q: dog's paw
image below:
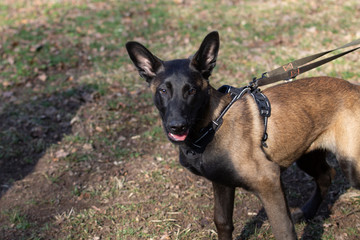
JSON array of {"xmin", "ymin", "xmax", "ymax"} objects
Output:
[{"xmin": 291, "ymin": 208, "xmax": 305, "ymax": 223}]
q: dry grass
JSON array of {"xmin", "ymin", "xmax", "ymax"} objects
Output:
[{"xmin": 0, "ymin": 0, "xmax": 360, "ymax": 239}]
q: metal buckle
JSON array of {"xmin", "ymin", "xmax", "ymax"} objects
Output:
[{"xmin": 249, "ymin": 72, "xmax": 267, "ymax": 90}]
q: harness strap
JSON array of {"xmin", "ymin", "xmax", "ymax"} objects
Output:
[
  {"xmin": 186, "ymin": 86, "xmax": 251, "ymax": 153},
  {"xmin": 250, "ymin": 88, "xmax": 271, "ymax": 147},
  {"xmin": 185, "ymin": 85, "xmax": 270, "ymax": 155},
  {"xmin": 252, "ymin": 38, "xmax": 360, "ymax": 87},
  {"xmin": 214, "ymin": 85, "xmax": 251, "ymax": 127}
]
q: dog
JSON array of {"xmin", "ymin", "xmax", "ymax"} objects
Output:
[{"xmin": 126, "ymin": 31, "xmax": 360, "ymax": 240}]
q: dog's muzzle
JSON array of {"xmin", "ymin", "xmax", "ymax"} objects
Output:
[
  {"xmin": 167, "ymin": 120, "xmax": 189, "ymax": 142},
  {"xmin": 168, "ymin": 129, "xmax": 189, "ymax": 142}
]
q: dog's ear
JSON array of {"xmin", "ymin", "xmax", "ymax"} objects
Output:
[
  {"xmin": 126, "ymin": 42, "xmax": 164, "ymax": 83},
  {"xmin": 190, "ymin": 31, "xmax": 220, "ymax": 79}
]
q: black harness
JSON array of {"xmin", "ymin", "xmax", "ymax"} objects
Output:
[{"xmin": 181, "ymin": 84, "xmax": 271, "ymax": 159}]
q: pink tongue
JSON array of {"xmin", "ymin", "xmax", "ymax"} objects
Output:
[{"xmin": 169, "ymin": 132, "xmax": 188, "ymax": 141}]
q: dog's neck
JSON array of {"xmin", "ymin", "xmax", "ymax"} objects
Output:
[
  {"xmin": 182, "ymin": 85, "xmax": 232, "ymax": 153},
  {"xmin": 198, "ymin": 86, "xmax": 232, "ymax": 129}
]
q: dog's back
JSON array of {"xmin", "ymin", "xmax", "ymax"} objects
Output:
[{"xmin": 264, "ymin": 77, "xmax": 360, "ymax": 187}]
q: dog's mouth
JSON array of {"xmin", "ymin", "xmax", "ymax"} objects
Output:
[{"xmin": 168, "ymin": 129, "xmax": 189, "ymax": 142}]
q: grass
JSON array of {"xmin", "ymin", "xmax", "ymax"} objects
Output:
[
  {"xmin": 3, "ymin": 209, "xmax": 33, "ymax": 231},
  {"xmin": 0, "ymin": 0, "xmax": 360, "ymax": 240}
]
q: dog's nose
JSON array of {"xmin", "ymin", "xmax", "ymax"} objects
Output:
[{"xmin": 168, "ymin": 120, "xmax": 188, "ymax": 133}]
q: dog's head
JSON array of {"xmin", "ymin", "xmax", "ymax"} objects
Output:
[{"xmin": 126, "ymin": 31, "xmax": 220, "ymax": 143}]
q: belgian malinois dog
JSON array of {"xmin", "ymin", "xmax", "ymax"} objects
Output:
[{"xmin": 126, "ymin": 31, "xmax": 360, "ymax": 240}]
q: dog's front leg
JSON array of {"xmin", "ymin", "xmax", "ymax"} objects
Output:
[
  {"xmin": 212, "ymin": 182, "xmax": 235, "ymax": 240},
  {"xmin": 256, "ymin": 172, "xmax": 297, "ymax": 240}
]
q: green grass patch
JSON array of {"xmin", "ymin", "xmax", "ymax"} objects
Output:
[
  {"xmin": 3, "ymin": 209, "xmax": 33, "ymax": 230},
  {"xmin": 64, "ymin": 152, "xmax": 92, "ymax": 163}
]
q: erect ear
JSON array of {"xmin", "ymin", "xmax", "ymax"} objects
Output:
[
  {"xmin": 125, "ymin": 41, "xmax": 164, "ymax": 83},
  {"xmin": 190, "ymin": 31, "xmax": 220, "ymax": 79}
]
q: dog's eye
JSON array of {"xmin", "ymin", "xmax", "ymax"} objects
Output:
[
  {"xmin": 188, "ymin": 88, "xmax": 196, "ymax": 95},
  {"xmin": 159, "ymin": 88, "xmax": 167, "ymax": 94}
]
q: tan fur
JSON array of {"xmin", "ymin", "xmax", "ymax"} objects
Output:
[
  {"xmin": 216, "ymin": 76, "xmax": 360, "ymax": 179},
  {"xmin": 264, "ymin": 77, "xmax": 360, "ymax": 165}
]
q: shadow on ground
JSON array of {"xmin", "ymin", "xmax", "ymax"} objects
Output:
[{"xmin": 0, "ymin": 85, "xmax": 93, "ymax": 198}]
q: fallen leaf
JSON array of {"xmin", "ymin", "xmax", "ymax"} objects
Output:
[
  {"xmin": 66, "ymin": 75, "xmax": 74, "ymax": 81},
  {"xmin": 70, "ymin": 116, "xmax": 80, "ymax": 125},
  {"xmin": 7, "ymin": 57, "xmax": 14, "ymax": 65},
  {"xmin": 95, "ymin": 126, "xmax": 103, "ymax": 132},
  {"xmin": 160, "ymin": 234, "xmax": 170, "ymax": 240},
  {"xmin": 91, "ymin": 205, "xmax": 105, "ymax": 214},
  {"xmin": 83, "ymin": 143, "xmax": 93, "ymax": 151},
  {"xmin": 38, "ymin": 73, "xmax": 47, "ymax": 82},
  {"xmin": 1, "ymin": 81, "xmax": 12, "ymax": 87},
  {"xmin": 78, "ymin": 192, "xmax": 90, "ymax": 200},
  {"xmin": 55, "ymin": 149, "xmax": 69, "ymax": 159}
]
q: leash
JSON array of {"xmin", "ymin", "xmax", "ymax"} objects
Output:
[{"xmin": 250, "ymin": 38, "xmax": 360, "ymax": 88}]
